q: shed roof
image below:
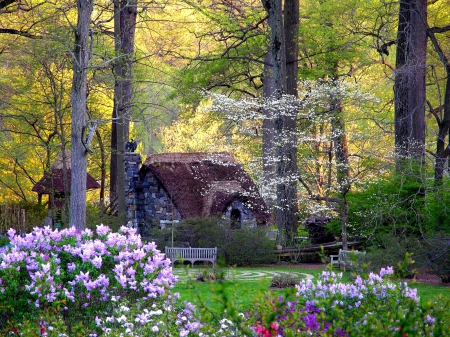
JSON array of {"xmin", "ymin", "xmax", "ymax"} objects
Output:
[
  {"xmin": 32, "ymin": 169, "xmax": 100, "ymax": 195},
  {"xmin": 32, "ymin": 152, "xmax": 100, "ymax": 195},
  {"xmin": 140, "ymin": 152, "xmax": 270, "ymax": 224}
]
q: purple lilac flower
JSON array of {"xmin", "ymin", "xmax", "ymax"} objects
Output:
[
  {"xmin": 303, "ymin": 313, "xmax": 320, "ymax": 330},
  {"xmin": 96, "ymin": 224, "xmax": 110, "ymax": 236},
  {"xmin": 425, "ymin": 314, "xmax": 436, "ymax": 324}
]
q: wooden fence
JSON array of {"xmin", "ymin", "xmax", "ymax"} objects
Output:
[{"xmin": 0, "ymin": 204, "xmax": 26, "ymax": 235}]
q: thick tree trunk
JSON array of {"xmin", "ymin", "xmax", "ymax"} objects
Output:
[
  {"xmin": 262, "ymin": 0, "xmax": 298, "ymax": 243},
  {"xmin": 111, "ymin": 0, "xmax": 137, "ymax": 217},
  {"xmin": 283, "ymin": 0, "xmax": 299, "ymax": 236},
  {"xmin": 70, "ymin": 0, "xmax": 93, "ymax": 231},
  {"xmin": 284, "ymin": 0, "xmax": 299, "ymax": 98},
  {"xmin": 394, "ymin": 0, "xmax": 427, "ymax": 168}
]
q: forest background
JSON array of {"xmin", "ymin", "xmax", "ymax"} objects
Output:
[{"xmin": 0, "ymin": 0, "xmax": 450, "ymax": 277}]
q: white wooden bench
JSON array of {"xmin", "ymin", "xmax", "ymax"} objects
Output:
[
  {"xmin": 330, "ymin": 249, "xmax": 366, "ymax": 271},
  {"xmin": 165, "ymin": 247, "xmax": 217, "ymax": 267}
]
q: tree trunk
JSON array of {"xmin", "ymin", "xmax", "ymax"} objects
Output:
[
  {"xmin": 427, "ymin": 24, "xmax": 450, "ymax": 186},
  {"xmin": 95, "ymin": 127, "xmax": 106, "ymax": 209},
  {"xmin": 70, "ymin": 0, "xmax": 93, "ymax": 231},
  {"xmin": 284, "ymin": 0, "xmax": 299, "ymax": 98},
  {"xmin": 262, "ymin": 0, "xmax": 298, "ymax": 243},
  {"xmin": 394, "ymin": 0, "xmax": 427, "ymax": 169},
  {"xmin": 283, "ymin": 0, "xmax": 299, "ymax": 236},
  {"xmin": 262, "ymin": 48, "xmax": 275, "ymax": 214},
  {"xmin": 435, "ymin": 75, "xmax": 450, "ymax": 185},
  {"xmin": 330, "ymin": 81, "xmax": 350, "ymax": 250},
  {"xmin": 111, "ymin": 0, "xmax": 137, "ymax": 217}
]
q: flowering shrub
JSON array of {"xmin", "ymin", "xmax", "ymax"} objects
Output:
[
  {"xmin": 0, "ymin": 225, "xmax": 201, "ymax": 335},
  {"xmin": 238, "ymin": 268, "xmax": 449, "ymax": 336}
]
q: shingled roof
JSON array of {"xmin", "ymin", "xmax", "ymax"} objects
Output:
[
  {"xmin": 32, "ymin": 152, "xmax": 100, "ymax": 195},
  {"xmin": 139, "ymin": 152, "xmax": 270, "ymax": 224}
]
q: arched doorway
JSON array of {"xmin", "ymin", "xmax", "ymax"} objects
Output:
[{"xmin": 230, "ymin": 208, "xmax": 241, "ymax": 229}]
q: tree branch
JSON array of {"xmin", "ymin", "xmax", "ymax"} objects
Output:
[
  {"xmin": 428, "ymin": 25, "xmax": 450, "ymax": 34},
  {"xmin": 0, "ymin": 28, "xmax": 41, "ymax": 39}
]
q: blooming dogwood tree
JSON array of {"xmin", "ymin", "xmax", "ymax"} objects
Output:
[{"xmin": 204, "ymin": 79, "xmax": 379, "ymax": 247}]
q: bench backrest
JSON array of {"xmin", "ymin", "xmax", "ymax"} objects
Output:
[
  {"xmin": 165, "ymin": 247, "xmax": 217, "ymax": 259},
  {"xmin": 338, "ymin": 249, "xmax": 366, "ymax": 270}
]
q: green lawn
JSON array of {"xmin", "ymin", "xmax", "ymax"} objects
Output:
[{"xmin": 173, "ymin": 266, "xmax": 450, "ymax": 312}]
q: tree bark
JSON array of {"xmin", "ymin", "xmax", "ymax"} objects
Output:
[
  {"xmin": 262, "ymin": 49, "xmax": 276, "ymax": 213},
  {"xmin": 70, "ymin": 0, "xmax": 93, "ymax": 231},
  {"xmin": 427, "ymin": 25, "xmax": 450, "ymax": 186},
  {"xmin": 394, "ymin": 0, "xmax": 427, "ymax": 169},
  {"xmin": 110, "ymin": 0, "xmax": 137, "ymax": 217},
  {"xmin": 262, "ymin": 0, "xmax": 299, "ymax": 243},
  {"xmin": 330, "ymin": 79, "xmax": 350, "ymax": 250},
  {"xmin": 283, "ymin": 0, "xmax": 299, "ymax": 236}
]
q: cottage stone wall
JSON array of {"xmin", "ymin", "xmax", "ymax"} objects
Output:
[
  {"xmin": 125, "ymin": 153, "xmax": 259, "ymax": 233},
  {"xmin": 124, "ymin": 152, "xmax": 143, "ymax": 228},
  {"xmin": 125, "ymin": 153, "xmax": 181, "ymax": 232}
]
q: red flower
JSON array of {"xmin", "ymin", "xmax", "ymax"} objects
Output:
[{"xmin": 40, "ymin": 319, "xmax": 47, "ymax": 335}]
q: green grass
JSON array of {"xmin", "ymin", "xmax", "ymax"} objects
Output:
[
  {"xmin": 411, "ymin": 282, "xmax": 450, "ymax": 304},
  {"xmin": 173, "ymin": 266, "xmax": 450, "ymax": 312},
  {"xmin": 173, "ymin": 266, "xmax": 324, "ymax": 312}
]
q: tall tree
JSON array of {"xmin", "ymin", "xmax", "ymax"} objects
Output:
[
  {"xmin": 427, "ymin": 23, "xmax": 450, "ymax": 186},
  {"xmin": 394, "ymin": 0, "xmax": 427, "ymax": 169},
  {"xmin": 110, "ymin": 0, "xmax": 137, "ymax": 216},
  {"xmin": 70, "ymin": 0, "xmax": 93, "ymax": 230},
  {"xmin": 261, "ymin": 0, "xmax": 298, "ymax": 242},
  {"xmin": 330, "ymin": 78, "xmax": 351, "ymax": 250}
]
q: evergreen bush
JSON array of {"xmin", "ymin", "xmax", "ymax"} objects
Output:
[{"xmin": 146, "ymin": 216, "xmax": 277, "ymax": 266}]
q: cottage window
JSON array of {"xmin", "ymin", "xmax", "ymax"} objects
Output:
[{"xmin": 230, "ymin": 209, "xmax": 241, "ymax": 229}]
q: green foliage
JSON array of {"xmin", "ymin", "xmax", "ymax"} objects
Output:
[
  {"xmin": 0, "ymin": 234, "xmax": 9, "ymax": 246},
  {"xmin": 223, "ymin": 227, "xmax": 277, "ymax": 266},
  {"xmin": 364, "ymin": 233, "xmax": 418, "ymax": 277},
  {"xmin": 85, "ymin": 204, "xmax": 125, "ymax": 233},
  {"xmin": 185, "ymin": 267, "xmax": 450, "ymax": 336},
  {"xmin": 177, "ymin": 216, "xmax": 229, "ymax": 249},
  {"xmin": 415, "ymin": 232, "xmax": 450, "ymax": 283},
  {"xmin": 339, "ymin": 174, "xmax": 431, "ymax": 240},
  {"xmin": 0, "ymin": 260, "xmax": 35, "ymax": 329},
  {"xmin": 147, "ymin": 216, "xmax": 276, "ymax": 266}
]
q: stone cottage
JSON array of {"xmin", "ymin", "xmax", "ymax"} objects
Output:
[{"xmin": 125, "ymin": 152, "xmax": 270, "ymax": 234}]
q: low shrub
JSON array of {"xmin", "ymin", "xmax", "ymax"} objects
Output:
[
  {"xmin": 195, "ymin": 268, "xmax": 227, "ymax": 282},
  {"xmin": 270, "ymin": 273, "xmax": 300, "ymax": 288},
  {"xmin": 223, "ymin": 227, "xmax": 277, "ymax": 266},
  {"xmin": 364, "ymin": 233, "xmax": 418, "ymax": 276},
  {"xmin": 415, "ymin": 232, "xmax": 450, "ymax": 283},
  {"xmin": 150, "ymin": 217, "xmax": 277, "ymax": 266}
]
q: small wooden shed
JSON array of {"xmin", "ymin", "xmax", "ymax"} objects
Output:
[{"xmin": 32, "ymin": 152, "xmax": 100, "ymax": 209}]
